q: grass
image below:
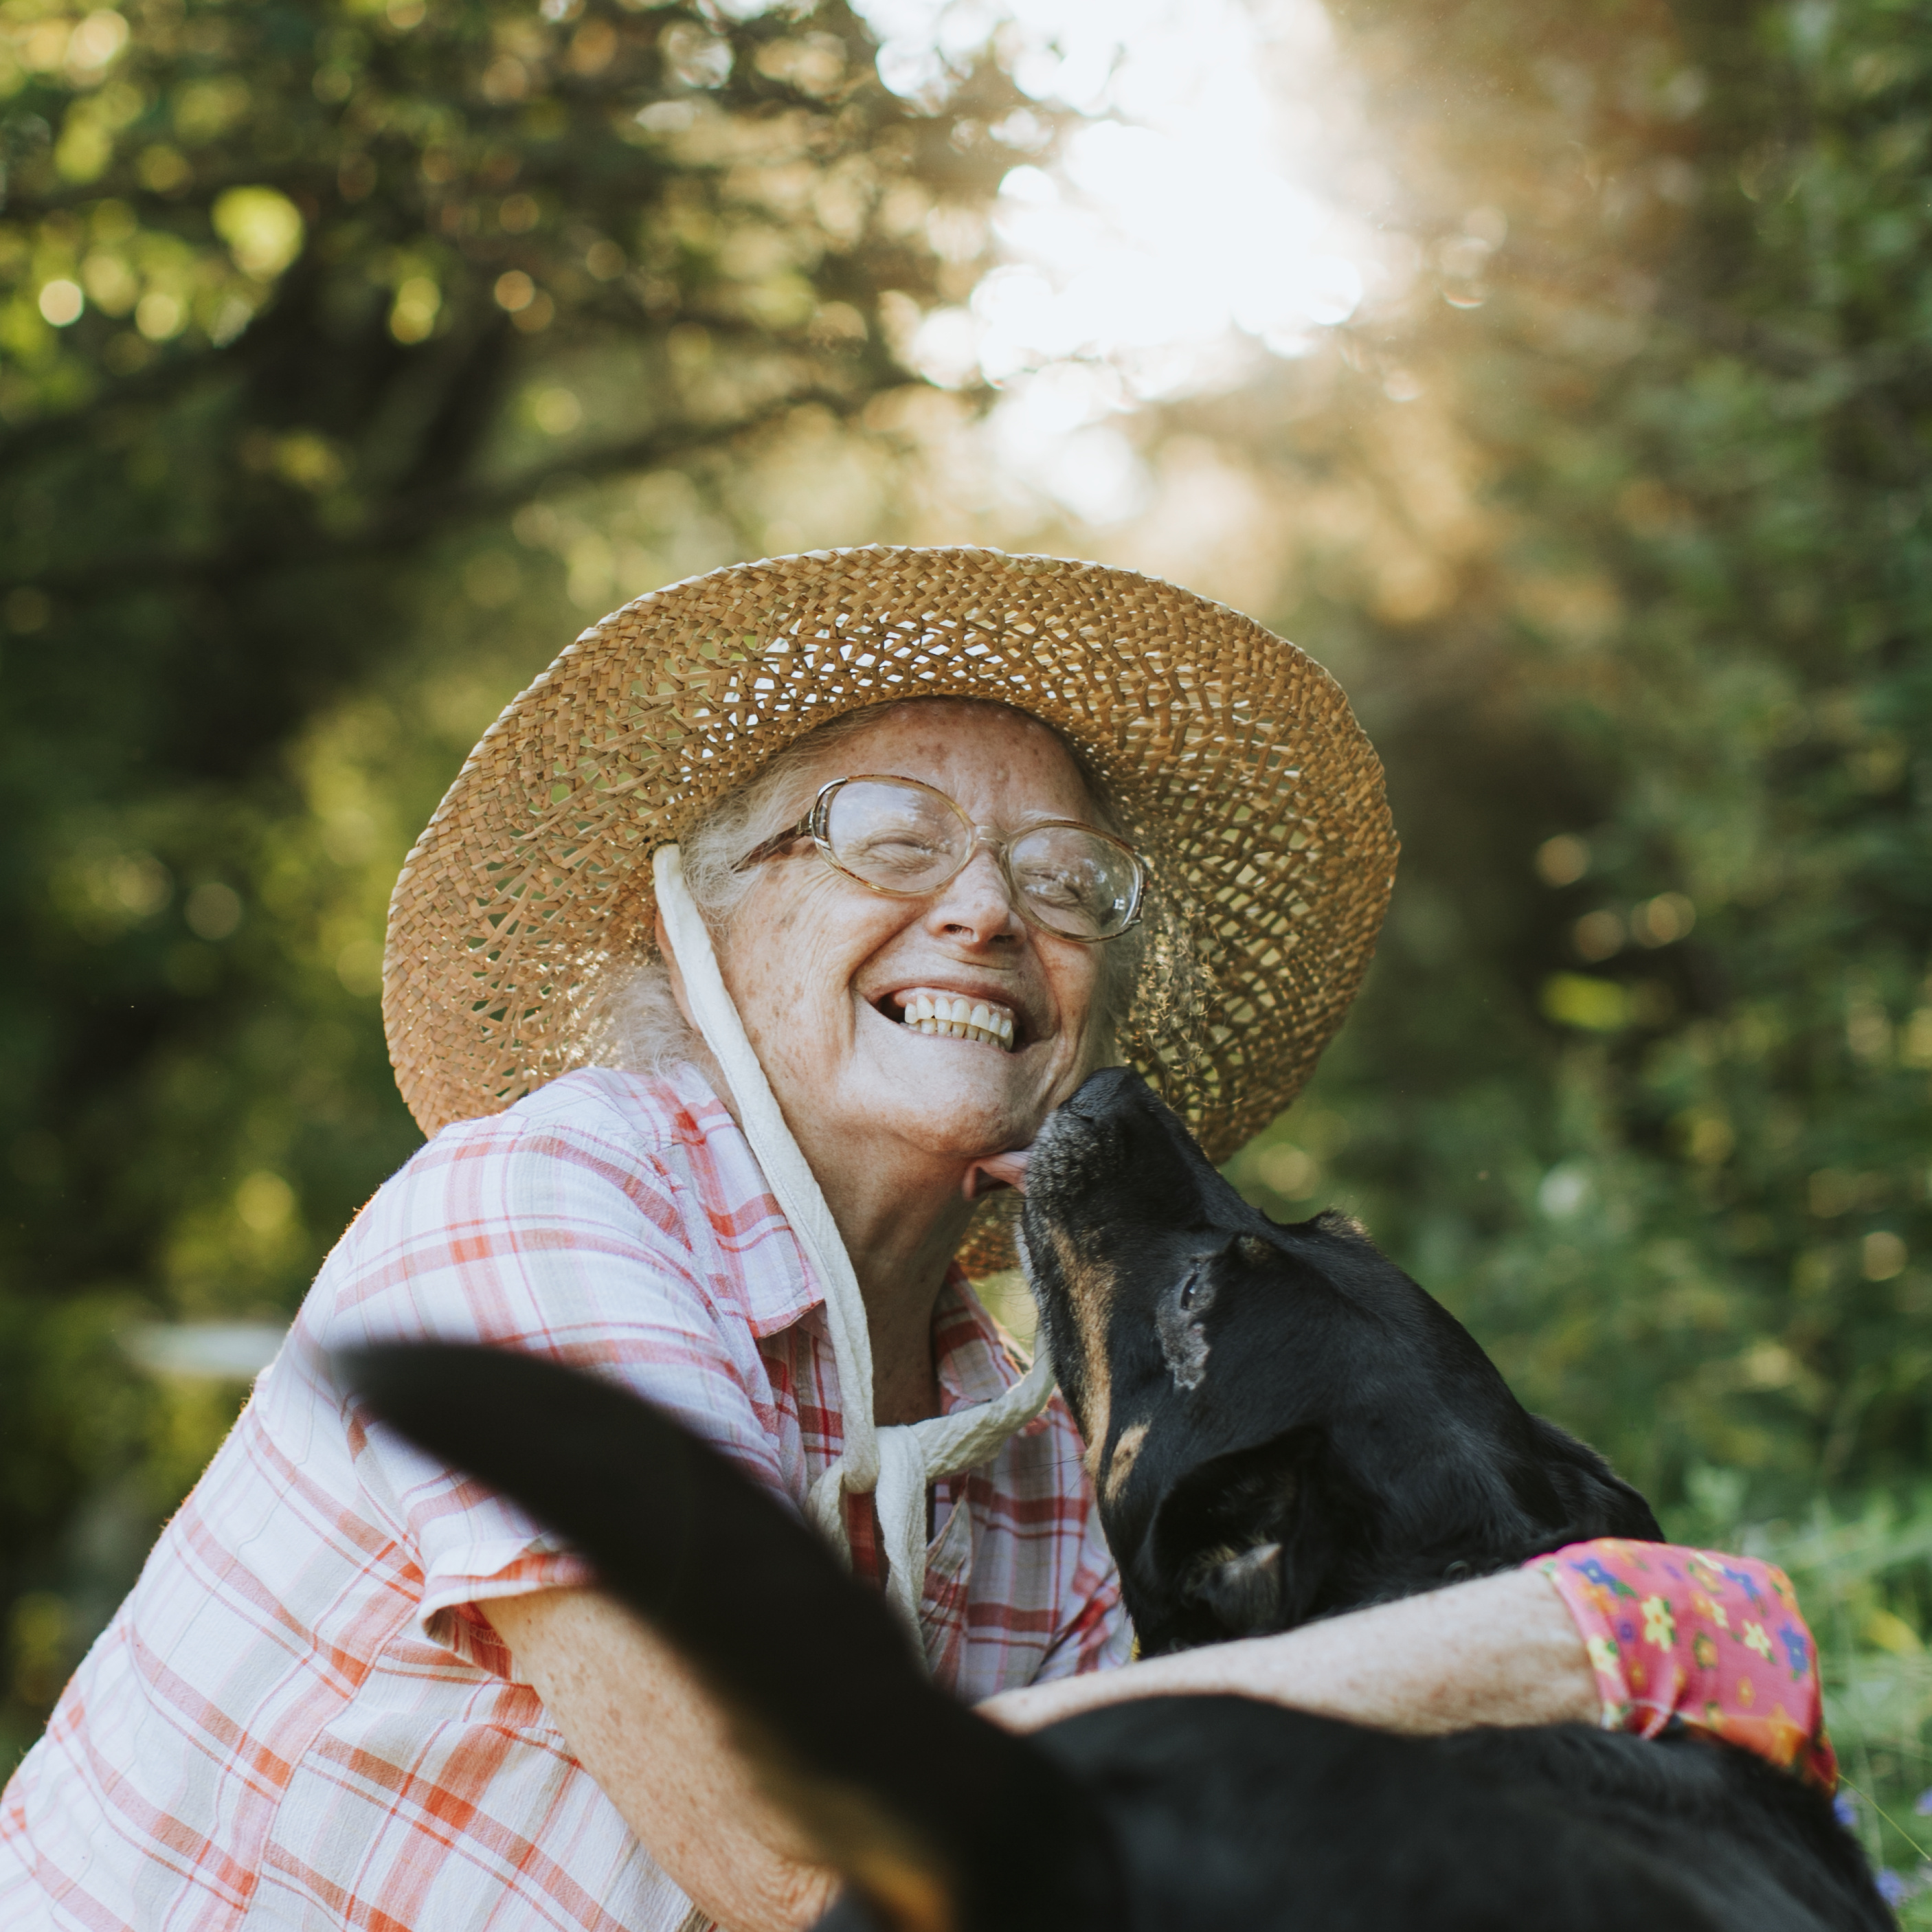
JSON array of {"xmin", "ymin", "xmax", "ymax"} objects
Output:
[{"xmin": 1670, "ymin": 1471, "xmax": 1932, "ymax": 1918}]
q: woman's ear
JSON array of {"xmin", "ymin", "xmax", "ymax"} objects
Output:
[
  {"xmin": 654, "ymin": 906, "xmax": 698, "ymax": 1031},
  {"xmin": 653, "ymin": 906, "xmax": 739, "ymax": 1115}
]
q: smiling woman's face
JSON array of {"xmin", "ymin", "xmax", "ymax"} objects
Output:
[{"xmin": 715, "ymin": 701, "xmax": 1118, "ymax": 1168}]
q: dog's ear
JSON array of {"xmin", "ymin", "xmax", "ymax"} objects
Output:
[
  {"xmin": 339, "ymin": 1343, "xmax": 1125, "ymax": 1932},
  {"xmin": 1149, "ymin": 1427, "xmax": 1359, "ymax": 1641},
  {"xmin": 1189, "ymin": 1539, "xmax": 1285, "ymax": 1634},
  {"xmin": 1524, "ymin": 1413, "xmax": 1662, "ymax": 1544}
]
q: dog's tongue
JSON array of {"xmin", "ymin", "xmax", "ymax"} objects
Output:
[{"xmin": 962, "ymin": 1147, "xmax": 1032, "ymax": 1203}]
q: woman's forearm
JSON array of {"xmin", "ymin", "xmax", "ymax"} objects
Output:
[
  {"xmin": 980, "ymin": 1566, "xmax": 1598, "ymax": 1738},
  {"xmin": 488, "ymin": 1568, "xmax": 1593, "ymax": 1926},
  {"xmin": 487, "ymin": 1588, "xmax": 839, "ymax": 1932}
]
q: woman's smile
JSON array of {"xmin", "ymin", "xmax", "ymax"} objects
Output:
[{"xmin": 881, "ymin": 985, "xmax": 1021, "ymax": 1051}]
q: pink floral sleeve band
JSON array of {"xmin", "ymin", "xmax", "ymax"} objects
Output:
[{"xmin": 1534, "ymin": 1538, "xmax": 1837, "ymax": 1794}]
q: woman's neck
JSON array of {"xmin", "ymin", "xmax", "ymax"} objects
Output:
[
  {"xmin": 697, "ymin": 1059, "xmax": 975, "ymax": 1428},
  {"xmin": 827, "ymin": 1151, "xmax": 977, "ymax": 1427}
]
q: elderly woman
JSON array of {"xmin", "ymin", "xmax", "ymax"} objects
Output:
[{"xmin": 1, "ymin": 550, "xmax": 1826, "ymax": 1932}]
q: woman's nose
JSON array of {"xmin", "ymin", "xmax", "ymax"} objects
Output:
[{"xmin": 923, "ymin": 844, "xmax": 1022, "ymax": 945}]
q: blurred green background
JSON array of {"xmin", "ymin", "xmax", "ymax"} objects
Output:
[{"xmin": 5, "ymin": 0, "xmax": 1932, "ymax": 1901}]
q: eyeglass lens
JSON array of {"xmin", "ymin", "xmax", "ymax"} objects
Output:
[{"xmin": 822, "ymin": 778, "xmax": 1137, "ymax": 940}]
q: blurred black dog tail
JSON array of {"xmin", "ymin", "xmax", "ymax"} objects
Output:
[{"xmin": 339, "ymin": 1342, "xmax": 1123, "ymax": 1932}]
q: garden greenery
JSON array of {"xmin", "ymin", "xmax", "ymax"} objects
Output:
[{"xmin": 3, "ymin": 0, "xmax": 1931, "ymax": 1872}]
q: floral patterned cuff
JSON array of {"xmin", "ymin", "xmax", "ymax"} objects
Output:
[{"xmin": 1534, "ymin": 1538, "xmax": 1837, "ymax": 1794}]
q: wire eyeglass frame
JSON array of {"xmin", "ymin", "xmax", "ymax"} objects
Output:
[{"xmin": 735, "ymin": 773, "xmax": 1146, "ymax": 944}]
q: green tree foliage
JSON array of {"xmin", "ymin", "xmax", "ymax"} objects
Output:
[
  {"xmin": 1215, "ymin": 0, "xmax": 1932, "ymax": 1527},
  {"xmin": 0, "ymin": 0, "xmax": 1037, "ymax": 1751},
  {"xmin": 6, "ymin": 0, "xmax": 1932, "ymax": 1841},
  {"xmin": 1198, "ymin": 0, "xmax": 1924, "ymax": 1507},
  {"xmin": 1185, "ymin": 3, "xmax": 1932, "ymax": 1867}
]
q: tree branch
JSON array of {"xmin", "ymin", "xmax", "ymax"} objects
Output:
[{"xmin": 4, "ymin": 384, "xmax": 870, "ymax": 599}]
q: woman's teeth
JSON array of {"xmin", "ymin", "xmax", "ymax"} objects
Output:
[{"xmin": 897, "ymin": 991, "xmax": 1016, "ymax": 1051}]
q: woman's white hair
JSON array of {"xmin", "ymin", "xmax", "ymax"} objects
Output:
[{"xmin": 597, "ymin": 698, "xmax": 1146, "ymax": 1077}]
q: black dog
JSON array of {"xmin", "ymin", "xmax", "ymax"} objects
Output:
[
  {"xmin": 344, "ymin": 1070, "xmax": 1889, "ymax": 1932},
  {"xmin": 1019, "ymin": 1066, "xmax": 1663, "ymax": 1654}
]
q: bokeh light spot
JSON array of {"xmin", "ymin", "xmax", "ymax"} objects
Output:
[
  {"xmin": 38, "ymin": 280, "xmax": 85, "ymax": 326},
  {"xmin": 183, "ymin": 883, "xmax": 243, "ymax": 941},
  {"xmin": 212, "ymin": 186, "xmax": 306, "ymax": 278}
]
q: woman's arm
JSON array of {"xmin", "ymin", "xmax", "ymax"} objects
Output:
[
  {"xmin": 486, "ymin": 1588, "xmax": 840, "ymax": 1932},
  {"xmin": 979, "ymin": 1566, "xmax": 1597, "ymax": 1736}
]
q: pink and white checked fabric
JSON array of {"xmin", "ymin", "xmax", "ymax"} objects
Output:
[{"xmin": 0, "ymin": 1065, "xmax": 1128, "ymax": 1931}]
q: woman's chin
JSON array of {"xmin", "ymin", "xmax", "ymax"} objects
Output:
[{"xmin": 867, "ymin": 1054, "xmax": 1047, "ymax": 1157}]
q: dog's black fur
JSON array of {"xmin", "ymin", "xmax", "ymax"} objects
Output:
[
  {"xmin": 1020, "ymin": 1067, "xmax": 1665, "ymax": 1654},
  {"xmin": 342, "ymin": 1067, "xmax": 1890, "ymax": 1932}
]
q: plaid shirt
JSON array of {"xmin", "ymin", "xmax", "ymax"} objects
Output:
[{"xmin": 0, "ymin": 1065, "xmax": 1128, "ymax": 1932}]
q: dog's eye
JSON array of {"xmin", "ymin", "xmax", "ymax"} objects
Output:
[{"xmin": 1178, "ymin": 1273, "xmax": 1198, "ymax": 1311}]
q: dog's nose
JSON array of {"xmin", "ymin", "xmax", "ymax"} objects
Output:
[{"xmin": 1063, "ymin": 1066, "xmax": 1148, "ymax": 1124}]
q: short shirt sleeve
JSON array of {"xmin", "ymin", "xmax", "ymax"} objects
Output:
[
  {"xmin": 1536, "ymin": 1538, "xmax": 1836, "ymax": 1791},
  {"xmin": 289, "ymin": 1073, "xmax": 807, "ymax": 1667}
]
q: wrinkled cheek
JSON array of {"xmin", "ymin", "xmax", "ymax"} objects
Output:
[
  {"xmin": 1057, "ymin": 962, "xmax": 1110, "ymax": 1072},
  {"xmin": 719, "ymin": 876, "xmax": 873, "ymax": 1048},
  {"xmin": 1045, "ymin": 1028, "xmax": 1108, "ymax": 1110}
]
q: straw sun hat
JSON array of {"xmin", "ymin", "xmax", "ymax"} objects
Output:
[{"xmin": 383, "ymin": 544, "xmax": 1398, "ymax": 1176}]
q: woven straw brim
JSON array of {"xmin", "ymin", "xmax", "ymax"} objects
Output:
[{"xmin": 385, "ymin": 546, "xmax": 1397, "ymax": 1165}]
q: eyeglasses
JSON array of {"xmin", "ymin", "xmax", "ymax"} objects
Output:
[{"xmin": 737, "ymin": 774, "xmax": 1146, "ymax": 943}]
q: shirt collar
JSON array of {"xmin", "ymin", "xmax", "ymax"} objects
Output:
[{"xmin": 650, "ymin": 1063, "xmax": 1032, "ymax": 1393}]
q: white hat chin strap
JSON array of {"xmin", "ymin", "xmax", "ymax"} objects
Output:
[{"xmin": 651, "ymin": 845, "xmax": 1057, "ymax": 1636}]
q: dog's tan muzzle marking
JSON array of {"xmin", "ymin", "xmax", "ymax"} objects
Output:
[
  {"xmin": 1051, "ymin": 1227, "xmax": 1117, "ymax": 1478},
  {"xmin": 1104, "ymin": 1421, "xmax": 1149, "ymax": 1507}
]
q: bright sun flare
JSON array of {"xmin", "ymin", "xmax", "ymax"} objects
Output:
[{"xmin": 852, "ymin": 0, "xmax": 1407, "ymax": 522}]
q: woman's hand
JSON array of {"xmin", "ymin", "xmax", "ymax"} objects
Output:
[
  {"xmin": 486, "ymin": 1588, "xmax": 840, "ymax": 1932},
  {"xmin": 979, "ymin": 1566, "xmax": 1597, "ymax": 1738}
]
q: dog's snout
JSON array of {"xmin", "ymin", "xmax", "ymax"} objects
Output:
[{"xmin": 1062, "ymin": 1066, "xmax": 1149, "ymax": 1121}]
